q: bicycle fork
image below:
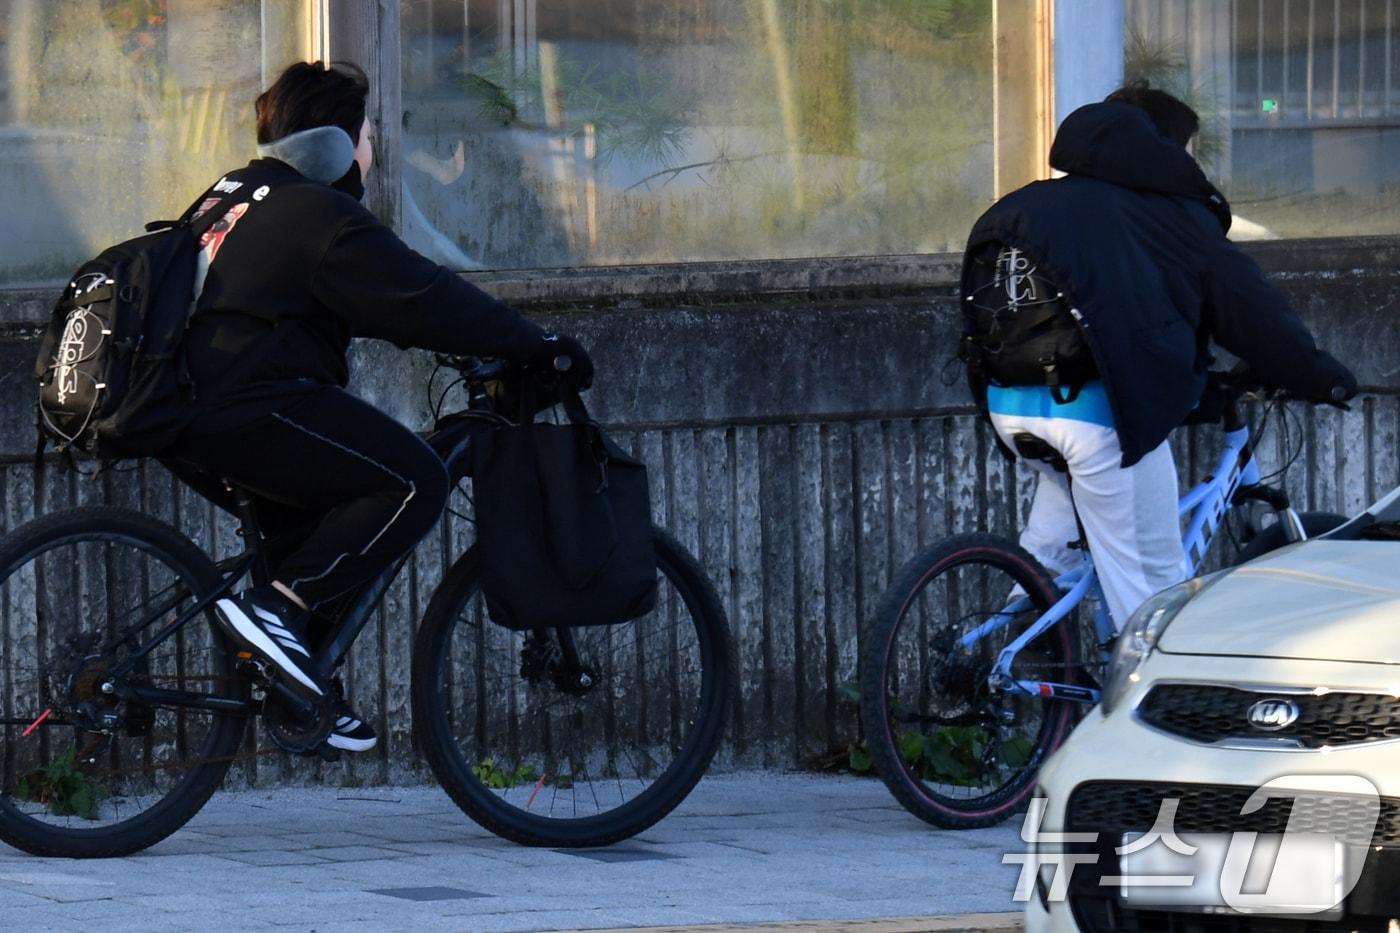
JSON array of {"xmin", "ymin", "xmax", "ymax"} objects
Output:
[{"xmin": 1234, "ymin": 483, "xmax": 1307, "ymax": 545}]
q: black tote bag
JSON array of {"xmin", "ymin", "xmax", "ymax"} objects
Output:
[{"xmin": 470, "ymin": 389, "xmax": 657, "ymax": 630}]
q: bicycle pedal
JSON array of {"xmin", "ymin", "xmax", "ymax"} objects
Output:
[
  {"xmin": 235, "ymin": 655, "xmax": 275, "ymax": 683},
  {"xmin": 316, "ymin": 743, "xmax": 341, "ymax": 763}
]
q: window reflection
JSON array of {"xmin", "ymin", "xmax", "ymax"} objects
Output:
[
  {"xmin": 400, "ymin": 0, "xmax": 996, "ymax": 269},
  {"xmin": 0, "ymin": 0, "xmax": 312, "ymax": 286},
  {"xmin": 1126, "ymin": 0, "xmax": 1400, "ymax": 240}
]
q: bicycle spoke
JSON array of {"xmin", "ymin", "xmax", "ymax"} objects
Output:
[
  {"xmin": 862, "ymin": 535, "xmax": 1075, "ymax": 828},
  {"xmin": 0, "ymin": 515, "xmax": 247, "ymax": 855},
  {"xmin": 416, "ymin": 532, "xmax": 730, "ymax": 845}
]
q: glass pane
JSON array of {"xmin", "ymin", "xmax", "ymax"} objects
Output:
[
  {"xmin": 1125, "ymin": 0, "xmax": 1400, "ymax": 240},
  {"xmin": 400, "ymin": 0, "xmax": 996, "ymax": 269},
  {"xmin": 0, "ymin": 0, "xmax": 312, "ymax": 286}
]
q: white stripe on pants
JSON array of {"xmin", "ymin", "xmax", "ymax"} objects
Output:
[{"xmin": 988, "ymin": 413, "xmax": 1188, "ymax": 631}]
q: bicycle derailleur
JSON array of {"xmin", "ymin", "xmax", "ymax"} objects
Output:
[
  {"xmin": 58, "ymin": 631, "xmax": 156, "ymax": 741},
  {"xmin": 924, "ymin": 628, "xmax": 1019, "ymax": 729}
]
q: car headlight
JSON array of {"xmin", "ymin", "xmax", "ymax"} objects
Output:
[{"xmin": 1100, "ymin": 576, "xmax": 1210, "ymax": 715}]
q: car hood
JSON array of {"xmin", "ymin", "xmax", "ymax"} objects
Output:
[{"xmin": 1159, "ymin": 540, "xmax": 1400, "ymax": 663}]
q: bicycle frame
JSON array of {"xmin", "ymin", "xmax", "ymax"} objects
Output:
[
  {"xmin": 100, "ymin": 414, "xmax": 491, "ymax": 723},
  {"xmin": 962, "ymin": 415, "xmax": 1287, "ymax": 707}
]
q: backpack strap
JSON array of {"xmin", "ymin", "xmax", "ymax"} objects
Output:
[
  {"xmin": 33, "ymin": 403, "xmax": 47, "ymax": 481},
  {"xmin": 57, "ymin": 281, "xmax": 116, "ymax": 312},
  {"xmin": 560, "ymin": 387, "xmax": 592, "ymax": 426},
  {"xmin": 1043, "ymin": 355, "xmax": 1083, "ymax": 404},
  {"xmin": 52, "ymin": 186, "xmax": 256, "ymax": 314}
]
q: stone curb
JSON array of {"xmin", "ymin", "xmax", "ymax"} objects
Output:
[{"xmin": 574, "ymin": 912, "xmax": 1023, "ymax": 933}]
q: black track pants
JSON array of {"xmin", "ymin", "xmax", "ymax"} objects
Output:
[{"xmin": 164, "ymin": 388, "xmax": 450, "ymax": 608}]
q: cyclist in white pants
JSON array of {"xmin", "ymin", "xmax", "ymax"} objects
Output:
[
  {"xmin": 958, "ymin": 83, "xmax": 1355, "ymax": 631},
  {"xmin": 986, "ymin": 390, "xmax": 1185, "ymax": 628}
]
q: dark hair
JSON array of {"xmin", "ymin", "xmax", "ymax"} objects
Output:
[
  {"xmin": 256, "ymin": 61, "xmax": 369, "ymax": 145},
  {"xmin": 1105, "ymin": 81, "xmax": 1199, "ymax": 147}
]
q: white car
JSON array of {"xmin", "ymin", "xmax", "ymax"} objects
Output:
[{"xmin": 1027, "ymin": 489, "xmax": 1400, "ymax": 933}]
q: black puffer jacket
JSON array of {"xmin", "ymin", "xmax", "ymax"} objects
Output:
[
  {"xmin": 179, "ymin": 157, "xmax": 546, "ymax": 433},
  {"xmin": 961, "ymin": 101, "xmax": 1354, "ymax": 466}
]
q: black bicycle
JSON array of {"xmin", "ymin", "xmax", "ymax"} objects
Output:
[{"xmin": 0, "ymin": 357, "xmax": 734, "ymax": 858}]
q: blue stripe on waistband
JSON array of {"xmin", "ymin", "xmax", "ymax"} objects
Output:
[{"xmin": 985, "ymin": 381, "xmax": 1115, "ymax": 428}]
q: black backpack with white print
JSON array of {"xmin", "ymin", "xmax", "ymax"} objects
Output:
[
  {"xmin": 35, "ymin": 169, "xmax": 277, "ymax": 460},
  {"xmin": 960, "ymin": 240, "xmax": 1099, "ymax": 403}
]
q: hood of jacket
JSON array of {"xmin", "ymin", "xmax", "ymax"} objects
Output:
[
  {"xmin": 1049, "ymin": 101, "xmax": 1232, "ymax": 233},
  {"xmin": 255, "ymin": 125, "xmax": 364, "ymax": 199}
]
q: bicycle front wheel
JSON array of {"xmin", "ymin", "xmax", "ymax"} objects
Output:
[
  {"xmin": 0, "ymin": 508, "xmax": 247, "ymax": 858},
  {"xmin": 411, "ymin": 528, "xmax": 733, "ymax": 847},
  {"xmin": 860, "ymin": 533, "xmax": 1075, "ymax": 829}
]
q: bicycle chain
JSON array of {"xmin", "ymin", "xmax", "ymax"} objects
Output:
[{"xmin": 19, "ymin": 671, "xmax": 322, "ymax": 784}]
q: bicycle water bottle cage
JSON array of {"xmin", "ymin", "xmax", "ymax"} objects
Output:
[{"xmin": 1012, "ymin": 433, "xmax": 1068, "ymax": 474}]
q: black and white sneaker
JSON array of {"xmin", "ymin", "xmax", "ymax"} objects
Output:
[
  {"xmin": 214, "ymin": 586, "xmax": 325, "ymax": 699},
  {"xmin": 327, "ymin": 701, "xmax": 377, "ymax": 752}
]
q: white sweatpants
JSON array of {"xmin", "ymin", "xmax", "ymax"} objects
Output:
[{"xmin": 988, "ymin": 413, "xmax": 1189, "ymax": 631}]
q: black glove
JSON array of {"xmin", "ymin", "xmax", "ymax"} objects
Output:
[
  {"xmin": 533, "ymin": 333, "xmax": 594, "ymax": 391},
  {"xmin": 1328, "ymin": 369, "xmax": 1358, "ymax": 404}
]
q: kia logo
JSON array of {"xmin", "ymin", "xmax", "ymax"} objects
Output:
[{"xmin": 1247, "ymin": 699, "xmax": 1300, "ymax": 731}]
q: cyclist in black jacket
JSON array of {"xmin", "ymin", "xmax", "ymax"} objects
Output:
[
  {"xmin": 164, "ymin": 61, "xmax": 592, "ymax": 753},
  {"xmin": 959, "ymin": 84, "xmax": 1355, "ymax": 630}
]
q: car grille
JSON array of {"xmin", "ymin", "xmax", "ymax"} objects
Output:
[
  {"xmin": 1138, "ymin": 684, "xmax": 1400, "ymax": 748},
  {"xmin": 1063, "ymin": 781, "xmax": 1400, "ymax": 932},
  {"xmin": 1067, "ymin": 780, "xmax": 1400, "ymax": 846}
]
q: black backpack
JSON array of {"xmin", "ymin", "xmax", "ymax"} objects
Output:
[
  {"xmin": 34, "ymin": 177, "xmax": 268, "ymax": 461},
  {"xmin": 960, "ymin": 241, "xmax": 1098, "ymax": 402},
  {"xmin": 470, "ymin": 387, "xmax": 658, "ymax": 631}
]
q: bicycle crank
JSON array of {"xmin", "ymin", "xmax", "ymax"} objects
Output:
[{"xmin": 238, "ymin": 657, "xmax": 337, "ymax": 759}]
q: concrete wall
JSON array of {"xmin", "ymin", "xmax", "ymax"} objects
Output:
[{"xmin": 2, "ymin": 239, "xmax": 1398, "ymax": 784}]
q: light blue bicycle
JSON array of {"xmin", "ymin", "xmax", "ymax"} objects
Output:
[{"xmin": 859, "ymin": 374, "xmax": 1345, "ymax": 829}]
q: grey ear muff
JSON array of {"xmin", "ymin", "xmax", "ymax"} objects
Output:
[{"xmin": 257, "ymin": 125, "xmax": 356, "ymax": 184}]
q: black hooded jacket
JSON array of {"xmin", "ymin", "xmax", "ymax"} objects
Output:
[
  {"xmin": 961, "ymin": 101, "xmax": 1353, "ymax": 466},
  {"xmin": 178, "ymin": 156, "xmax": 546, "ymax": 433}
]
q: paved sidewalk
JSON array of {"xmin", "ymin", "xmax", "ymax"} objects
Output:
[{"xmin": 0, "ymin": 773, "xmax": 1026, "ymax": 932}]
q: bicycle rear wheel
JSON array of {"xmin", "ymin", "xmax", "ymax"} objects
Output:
[
  {"xmin": 411, "ymin": 528, "xmax": 733, "ymax": 846},
  {"xmin": 0, "ymin": 508, "xmax": 246, "ymax": 857},
  {"xmin": 860, "ymin": 533, "xmax": 1075, "ymax": 829}
]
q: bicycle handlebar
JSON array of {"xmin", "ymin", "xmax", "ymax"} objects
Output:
[
  {"xmin": 435, "ymin": 354, "xmax": 574, "ymax": 386},
  {"xmin": 435, "ymin": 355, "xmax": 517, "ymax": 389},
  {"xmin": 1210, "ymin": 366, "xmax": 1351, "ymax": 410}
]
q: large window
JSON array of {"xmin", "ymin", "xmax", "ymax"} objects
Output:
[
  {"xmin": 0, "ymin": 0, "xmax": 314, "ymax": 286},
  {"xmin": 399, "ymin": 0, "xmax": 999, "ymax": 269},
  {"xmin": 1126, "ymin": 0, "xmax": 1400, "ymax": 239},
  {"xmin": 8, "ymin": 3, "xmax": 1392, "ymax": 289}
]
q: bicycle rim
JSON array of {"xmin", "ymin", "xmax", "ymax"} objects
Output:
[
  {"xmin": 866, "ymin": 537, "xmax": 1074, "ymax": 827},
  {"xmin": 0, "ymin": 517, "xmax": 245, "ymax": 855},
  {"xmin": 416, "ymin": 533, "xmax": 730, "ymax": 845}
]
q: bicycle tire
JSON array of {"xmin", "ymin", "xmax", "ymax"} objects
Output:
[
  {"xmin": 411, "ymin": 528, "xmax": 733, "ymax": 847},
  {"xmin": 1237, "ymin": 511, "xmax": 1347, "ymax": 563},
  {"xmin": 0, "ymin": 507, "xmax": 245, "ymax": 858},
  {"xmin": 860, "ymin": 533, "xmax": 1076, "ymax": 830}
]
